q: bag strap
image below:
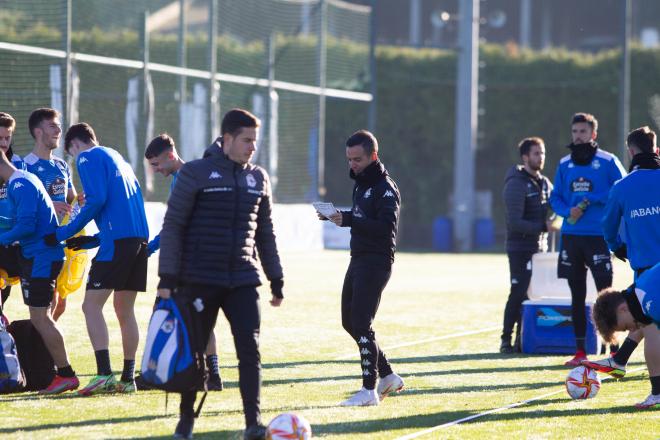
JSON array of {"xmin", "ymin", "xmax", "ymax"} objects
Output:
[{"xmin": 195, "ymin": 391, "xmax": 208, "ymax": 418}]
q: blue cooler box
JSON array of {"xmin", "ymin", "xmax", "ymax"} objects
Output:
[{"xmin": 521, "ymin": 299, "xmax": 599, "ymax": 354}]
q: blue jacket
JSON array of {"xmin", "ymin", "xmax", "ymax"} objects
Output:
[
  {"xmin": 632, "ymin": 263, "xmax": 660, "ymax": 326},
  {"xmin": 0, "ymin": 170, "xmax": 63, "ymax": 263},
  {"xmin": 602, "ymin": 168, "xmax": 660, "ymax": 270},
  {"xmin": 550, "ymin": 149, "xmax": 625, "ymax": 235},
  {"xmin": 0, "ymin": 155, "xmax": 25, "ymax": 230},
  {"xmin": 55, "ymin": 146, "xmax": 148, "ymax": 260}
]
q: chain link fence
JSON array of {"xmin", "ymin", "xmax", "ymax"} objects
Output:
[{"xmin": 0, "ymin": 0, "xmax": 372, "ymax": 203}]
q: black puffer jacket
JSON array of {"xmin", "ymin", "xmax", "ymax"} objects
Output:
[
  {"xmin": 340, "ymin": 160, "xmax": 400, "ymax": 263},
  {"xmin": 158, "ymin": 139, "xmax": 283, "ymax": 289},
  {"xmin": 503, "ymin": 165, "xmax": 552, "ymax": 252}
]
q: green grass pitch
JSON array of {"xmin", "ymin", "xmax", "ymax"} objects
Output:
[{"xmin": 1, "ymin": 251, "xmax": 658, "ymax": 439}]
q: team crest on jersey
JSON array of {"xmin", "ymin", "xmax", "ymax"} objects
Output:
[
  {"xmin": 591, "ymin": 160, "xmax": 601, "ymax": 170},
  {"xmin": 50, "ymin": 177, "xmax": 66, "ymax": 197},
  {"xmin": 570, "ymin": 177, "xmax": 592, "ymax": 193},
  {"xmin": 79, "ymin": 156, "xmax": 88, "ymax": 164},
  {"xmin": 37, "ymin": 166, "xmax": 45, "ymax": 172},
  {"xmin": 364, "ymin": 188, "xmax": 372, "ymax": 199},
  {"xmin": 246, "ymin": 174, "xmax": 256, "ymax": 188}
]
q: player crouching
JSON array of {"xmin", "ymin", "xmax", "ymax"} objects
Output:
[{"xmin": 590, "ymin": 263, "xmax": 660, "ymax": 409}]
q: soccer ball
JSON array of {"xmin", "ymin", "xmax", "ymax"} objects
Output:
[
  {"xmin": 565, "ymin": 366, "xmax": 601, "ymax": 399},
  {"xmin": 266, "ymin": 413, "xmax": 312, "ymax": 440}
]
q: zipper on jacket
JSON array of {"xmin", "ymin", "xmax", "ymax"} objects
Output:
[{"xmin": 228, "ymin": 164, "xmax": 240, "ymax": 287}]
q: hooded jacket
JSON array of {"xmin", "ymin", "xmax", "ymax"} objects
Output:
[
  {"xmin": 503, "ymin": 165, "xmax": 552, "ymax": 252},
  {"xmin": 158, "ymin": 139, "xmax": 283, "ymax": 289},
  {"xmin": 340, "ymin": 160, "xmax": 400, "ymax": 263}
]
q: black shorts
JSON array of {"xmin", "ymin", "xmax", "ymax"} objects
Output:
[
  {"xmin": 557, "ymin": 234, "xmax": 612, "ymax": 280},
  {"xmin": 0, "ymin": 245, "xmax": 21, "ymax": 278},
  {"xmin": 87, "ymin": 238, "xmax": 148, "ymax": 292},
  {"xmin": 19, "ymin": 257, "xmax": 63, "ymax": 308}
]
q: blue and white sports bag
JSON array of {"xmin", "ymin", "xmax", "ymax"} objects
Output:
[
  {"xmin": 141, "ymin": 297, "xmax": 205, "ymax": 393},
  {"xmin": 0, "ymin": 321, "xmax": 25, "ymax": 393}
]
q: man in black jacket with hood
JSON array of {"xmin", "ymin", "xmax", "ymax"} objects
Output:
[
  {"xmin": 325, "ymin": 130, "xmax": 404, "ymax": 406},
  {"xmin": 157, "ymin": 108, "xmax": 284, "ymax": 440},
  {"xmin": 501, "ymin": 137, "xmax": 553, "ymax": 353}
]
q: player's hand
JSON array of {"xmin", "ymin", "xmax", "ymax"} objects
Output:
[
  {"xmin": 77, "ymin": 192, "xmax": 86, "ymax": 207},
  {"xmin": 44, "ymin": 233, "xmax": 59, "ymax": 247},
  {"xmin": 569, "ymin": 206, "xmax": 584, "ymax": 222},
  {"xmin": 147, "ymin": 240, "xmax": 158, "ymax": 256},
  {"xmin": 157, "ymin": 288, "xmax": 171, "ymax": 299},
  {"xmin": 270, "ymin": 295, "xmax": 283, "ymax": 307},
  {"xmin": 66, "ymin": 235, "xmax": 100, "ymax": 251},
  {"xmin": 317, "ymin": 212, "xmax": 328, "ymax": 221},
  {"xmin": 52, "ymin": 201, "xmax": 72, "ymax": 218},
  {"xmin": 613, "ymin": 244, "xmax": 627, "ymax": 262},
  {"xmin": 328, "ymin": 212, "xmax": 343, "ymax": 226}
]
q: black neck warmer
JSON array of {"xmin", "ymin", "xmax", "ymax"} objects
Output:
[
  {"xmin": 568, "ymin": 141, "xmax": 598, "ymax": 165},
  {"xmin": 629, "ymin": 152, "xmax": 660, "ymax": 172},
  {"xmin": 351, "ymin": 160, "xmax": 387, "ymax": 185}
]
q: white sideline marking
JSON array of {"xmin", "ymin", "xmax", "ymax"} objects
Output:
[
  {"xmin": 334, "ymin": 325, "xmax": 500, "ymax": 360},
  {"xmin": 395, "ymin": 366, "xmax": 648, "ymax": 440}
]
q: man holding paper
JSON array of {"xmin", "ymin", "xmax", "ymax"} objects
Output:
[{"xmin": 318, "ymin": 129, "xmax": 404, "ymax": 407}]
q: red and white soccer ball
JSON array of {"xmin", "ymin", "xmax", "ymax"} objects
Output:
[
  {"xmin": 266, "ymin": 413, "xmax": 312, "ymax": 440},
  {"xmin": 565, "ymin": 366, "xmax": 601, "ymax": 399}
]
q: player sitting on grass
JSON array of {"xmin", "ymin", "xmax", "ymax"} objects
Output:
[{"xmin": 592, "ymin": 263, "xmax": 660, "ymax": 409}]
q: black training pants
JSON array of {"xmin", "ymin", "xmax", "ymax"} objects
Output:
[
  {"xmin": 501, "ymin": 250, "xmax": 535, "ymax": 342},
  {"xmin": 178, "ymin": 284, "xmax": 261, "ymax": 427},
  {"xmin": 341, "ymin": 255, "xmax": 394, "ymax": 390}
]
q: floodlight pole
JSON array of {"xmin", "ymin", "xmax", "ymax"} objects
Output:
[
  {"xmin": 619, "ymin": 0, "xmax": 631, "ymax": 165},
  {"xmin": 452, "ymin": 0, "xmax": 480, "ymax": 252}
]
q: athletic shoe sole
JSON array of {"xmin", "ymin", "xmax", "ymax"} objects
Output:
[
  {"xmin": 378, "ymin": 383, "xmax": 404, "ymax": 401},
  {"xmin": 580, "ymin": 360, "xmax": 625, "ymax": 379}
]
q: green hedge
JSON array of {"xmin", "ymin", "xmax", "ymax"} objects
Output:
[{"xmin": 2, "ymin": 16, "xmax": 660, "ymax": 249}]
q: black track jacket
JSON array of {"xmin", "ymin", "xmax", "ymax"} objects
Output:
[
  {"xmin": 503, "ymin": 165, "xmax": 552, "ymax": 253},
  {"xmin": 340, "ymin": 160, "xmax": 400, "ymax": 263},
  {"xmin": 158, "ymin": 139, "xmax": 283, "ymax": 290}
]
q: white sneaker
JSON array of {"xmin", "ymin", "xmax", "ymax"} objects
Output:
[
  {"xmin": 635, "ymin": 393, "xmax": 660, "ymax": 409},
  {"xmin": 377, "ymin": 373, "xmax": 405, "ymax": 401},
  {"xmin": 339, "ymin": 387, "xmax": 379, "ymax": 407}
]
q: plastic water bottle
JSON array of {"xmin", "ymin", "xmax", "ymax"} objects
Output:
[{"xmin": 566, "ymin": 199, "xmax": 589, "ymax": 225}]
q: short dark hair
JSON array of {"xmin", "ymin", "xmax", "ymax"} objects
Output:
[
  {"xmin": 571, "ymin": 112, "xmax": 598, "ymax": 133},
  {"xmin": 64, "ymin": 122, "xmax": 97, "ymax": 152},
  {"xmin": 145, "ymin": 134, "xmax": 176, "ymax": 159},
  {"xmin": 28, "ymin": 108, "xmax": 59, "ymax": 139},
  {"xmin": 221, "ymin": 108, "xmax": 260, "ymax": 137},
  {"xmin": 346, "ymin": 129, "xmax": 379, "ymax": 156},
  {"xmin": 0, "ymin": 112, "xmax": 16, "ymax": 130},
  {"xmin": 592, "ymin": 289, "xmax": 627, "ymax": 343},
  {"xmin": 627, "ymin": 126, "xmax": 657, "ymax": 154},
  {"xmin": 518, "ymin": 137, "xmax": 544, "ymax": 157}
]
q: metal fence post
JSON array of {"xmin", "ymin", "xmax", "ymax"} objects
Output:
[
  {"xmin": 367, "ymin": 0, "xmax": 377, "ymax": 132},
  {"xmin": 208, "ymin": 0, "xmax": 219, "ymax": 141},
  {"xmin": 317, "ymin": 0, "xmax": 328, "ymax": 199},
  {"xmin": 178, "ymin": 0, "xmax": 187, "ymax": 105},
  {"xmin": 63, "ymin": 0, "xmax": 72, "ymax": 131},
  {"xmin": 619, "ymin": 0, "xmax": 631, "ymax": 165}
]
